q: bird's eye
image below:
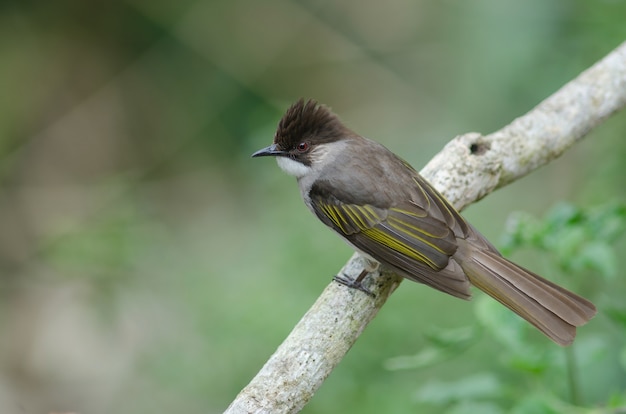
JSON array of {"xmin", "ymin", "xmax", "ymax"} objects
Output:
[{"xmin": 296, "ymin": 142, "xmax": 309, "ymax": 152}]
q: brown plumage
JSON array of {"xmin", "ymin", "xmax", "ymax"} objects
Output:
[{"xmin": 254, "ymin": 99, "xmax": 597, "ymax": 346}]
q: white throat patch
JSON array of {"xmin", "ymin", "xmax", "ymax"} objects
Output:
[{"xmin": 276, "ymin": 157, "xmax": 312, "ymax": 178}]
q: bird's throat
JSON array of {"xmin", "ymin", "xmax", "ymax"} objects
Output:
[{"xmin": 276, "ymin": 157, "xmax": 311, "ymax": 178}]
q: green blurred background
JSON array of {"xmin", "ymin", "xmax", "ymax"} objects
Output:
[{"xmin": 1, "ymin": 1, "xmax": 626, "ymax": 413}]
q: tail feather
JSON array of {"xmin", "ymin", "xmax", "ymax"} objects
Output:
[{"xmin": 457, "ymin": 242, "xmax": 597, "ymax": 346}]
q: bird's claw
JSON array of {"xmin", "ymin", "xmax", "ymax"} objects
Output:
[{"xmin": 333, "ymin": 271, "xmax": 375, "ymax": 297}]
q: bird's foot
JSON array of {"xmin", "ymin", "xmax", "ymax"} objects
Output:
[{"xmin": 333, "ymin": 269, "xmax": 375, "ymax": 297}]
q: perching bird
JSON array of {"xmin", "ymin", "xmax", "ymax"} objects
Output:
[{"xmin": 252, "ymin": 99, "xmax": 596, "ymax": 346}]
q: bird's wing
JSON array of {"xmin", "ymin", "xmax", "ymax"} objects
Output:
[{"xmin": 309, "ymin": 181, "xmax": 471, "ymax": 298}]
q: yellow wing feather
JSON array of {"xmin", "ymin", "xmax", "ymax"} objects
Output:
[{"xmin": 312, "ymin": 199, "xmax": 457, "ymax": 271}]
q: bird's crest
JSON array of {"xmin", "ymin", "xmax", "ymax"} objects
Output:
[{"xmin": 274, "ymin": 99, "xmax": 350, "ymax": 148}]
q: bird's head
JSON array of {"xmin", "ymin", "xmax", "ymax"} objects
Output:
[{"xmin": 252, "ymin": 99, "xmax": 352, "ymax": 178}]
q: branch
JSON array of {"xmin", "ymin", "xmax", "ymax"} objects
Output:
[{"xmin": 225, "ymin": 41, "xmax": 626, "ymax": 414}]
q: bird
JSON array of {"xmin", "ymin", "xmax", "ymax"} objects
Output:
[{"xmin": 252, "ymin": 98, "xmax": 596, "ymax": 346}]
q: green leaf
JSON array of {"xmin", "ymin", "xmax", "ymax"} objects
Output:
[
  {"xmin": 503, "ymin": 347, "xmax": 554, "ymax": 375},
  {"xmin": 510, "ymin": 395, "xmax": 562, "ymax": 414},
  {"xmin": 501, "ymin": 212, "xmax": 542, "ymax": 254},
  {"xmin": 414, "ymin": 373, "xmax": 502, "ymax": 405},
  {"xmin": 384, "ymin": 347, "xmax": 450, "ymax": 371},
  {"xmin": 607, "ymin": 389, "xmax": 626, "ymax": 409},
  {"xmin": 475, "ymin": 295, "xmax": 526, "ymax": 350},
  {"xmin": 572, "ymin": 241, "xmax": 617, "ymax": 279},
  {"xmin": 384, "ymin": 327, "xmax": 477, "ymax": 370},
  {"xmin": 544, "ymin": 202, "xmax": 582, "ymax": 229},
  {"xmin": 423, "ymin": 326, "xmax": 478, "ymax": 348},
  {"xmin": 604, "ymin": 305, "xmax": 626, "ymax": 328},
  {"xmin": 588, "ymin": 203, "xmax": 626, "ymax": 242}
]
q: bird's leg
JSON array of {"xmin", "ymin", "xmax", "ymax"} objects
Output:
[{"xmin": 334, "ymin": 268, "xmax": 375, "ymax": 297}]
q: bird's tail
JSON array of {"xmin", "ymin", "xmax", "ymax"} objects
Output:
[{"xmin": 456, "ymin": 239, "xmax": 597, "ymax": 346}]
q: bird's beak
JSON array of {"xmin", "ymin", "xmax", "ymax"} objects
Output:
[{"xmin": 251, "ymin": 144, "xmax": 287, "ymax": 158}]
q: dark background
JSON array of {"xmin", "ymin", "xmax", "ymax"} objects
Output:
[{"xmin": 1, "ymin": 1, "xmax": 625, "ymax": 413}]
